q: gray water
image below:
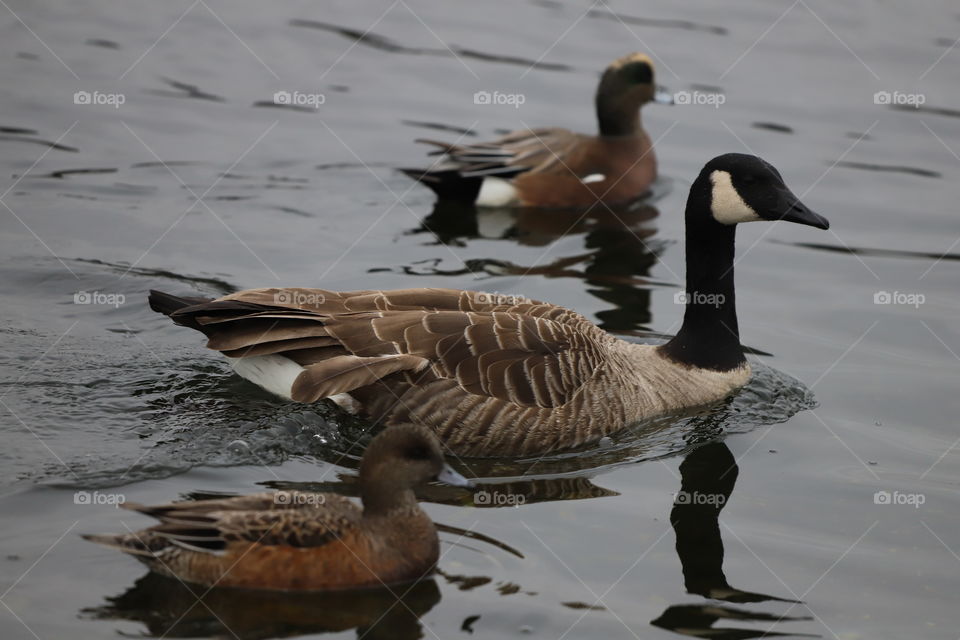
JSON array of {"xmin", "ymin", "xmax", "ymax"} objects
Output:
[{"xmin": 1, "ymin": 1, "xmax": 959, "ymax": 638}]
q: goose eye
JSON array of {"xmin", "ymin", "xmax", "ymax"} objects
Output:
[{"xmin": 740, "ymin": 175, "xmax": 759, "ymax": 186}]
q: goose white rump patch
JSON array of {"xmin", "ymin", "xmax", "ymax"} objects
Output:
[
  {"xmin": 229, "ymin": 354, "xmax": 303, "ymax": 401},
  {"xmin": 710, "ymin": 170, "xmax": 761, "ymax": 224}
]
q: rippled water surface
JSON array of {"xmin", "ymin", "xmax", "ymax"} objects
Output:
[{"xmin": 2, "ymin": 1, "xmax": 959, "ymax": 638}]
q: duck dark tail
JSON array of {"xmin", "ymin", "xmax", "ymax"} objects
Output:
[{"xmin": 399, "ymin": 167, "xmax": 485, "ymax": 203}]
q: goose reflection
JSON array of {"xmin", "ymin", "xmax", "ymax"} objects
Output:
[
  {"xmin": 401, "ymin": 197, "xmax": 667, "ymax": 331},
  {"xmin": 652, "ymin": 442, "xmax": 816, "ymax": 639},
  {"xmin": 82, "ymin": 572, "xmax": 441, "ymax": 640}
]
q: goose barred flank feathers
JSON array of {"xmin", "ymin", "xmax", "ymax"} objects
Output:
[{"xmin": 148, "ymin": 287, "xmax": 748, "ymax": 457}]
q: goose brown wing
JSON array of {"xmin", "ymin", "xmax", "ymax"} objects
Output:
[{"xmin": 167, "ymin": 288, "xmax": 610, "ymax": 408}]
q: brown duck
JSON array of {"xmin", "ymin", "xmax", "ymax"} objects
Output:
[
  {"xmin": 83, "ymin": 425, "xmax": 472, "ymax": 591},
  {"xmin": 401, "ymin": 52, "xmax": 672, "ymax": 208},
  {"xmin": 149, "ymin": 154, "xmax": 829, "ymax": 457}
]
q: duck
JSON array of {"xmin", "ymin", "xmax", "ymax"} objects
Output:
[
  {"xmin": 82, "ymin": 425, "xmax": 472, "ymax": 591},
  {"xmin": 148, "ymin": 153, "xmax": 829, "ymax": 458},
  {"xmin": 401, "ymin": 52, "xmax": 672, "ymax": 209}
]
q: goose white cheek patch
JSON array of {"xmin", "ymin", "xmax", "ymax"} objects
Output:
[{"xmin": 710, "ymin": 170, "xmax": 762, "ymax": 224}]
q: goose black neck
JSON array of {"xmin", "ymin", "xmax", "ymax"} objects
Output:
[{"xmin": 661, "ymin": 175, "xmax": 745, "ymax": 371}]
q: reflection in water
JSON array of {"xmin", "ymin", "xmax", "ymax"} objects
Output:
[
  {"xmin": 289, "ymin": 19, "xmax": 571, "ymax": 71},
  {"xmin": 751, "ymin": 121, "xmax": 794, "ymax": 134},
  {"xmin": 833, "ymin": 160, "xmax": 940, "ymax": 179},
  {"xmin": 83, "ymin": 572, "xmax": 441, "ymax": 640},
  {"xmin": 402, "ymin": 120, "xmax": 476, "ymax": 137},
  {"xmin": 652, "ymin": 605, "xmax": 816, "ymax": 639},
  {"xmin": 653, "ymin": 442, "xmax": 816, "ymax": 639},
  {"xmin": 773, "ymin": 239, "xmax": 960, "ymax": 264},
  {"xmin": 266, "ymin": 475, "xmax": 617, "ymax": 508},
  {"xmin": 72, "ymin": 258, "xmax": 237, "ymax": 295},
  {"xmin": 585, "ymin": 8, "xmax": 728, "ymax": 35},
  {"xmin": 0, "ymin": 133, "xmax": 80, "ymax": 152},
  {"xmin": 402, "ymin": 198, "xmax": 669, "ymax": 332},
  {"xmin": 146, "ymin": 77, "xmax": 226, "ymax": 103}
]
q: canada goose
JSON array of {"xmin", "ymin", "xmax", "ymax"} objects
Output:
[
  {"xmin": 149, "ymin": 153, "xmax": 828, "ymax": 457},
  {"xmin": 83, "ymin": 425, "xmax": 471, "ymax": 591},
  {"xmin": 401, "ymin": 52, "xmax": 671, "ymax": 208}
]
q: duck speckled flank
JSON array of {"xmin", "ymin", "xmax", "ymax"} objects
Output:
[
  {"xmin": 149, "ymin": 154, "xmax": 829, "ymax": 458},
  {"xmin": 401, "ymin": 52, "xmax": 671, "ymax": 209},
  {"xmin": 82, "ymin": 425, "xmax": 471, "ymax": 591}
]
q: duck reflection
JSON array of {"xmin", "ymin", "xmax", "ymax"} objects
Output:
[
  {"xmin": 652, "ymin": 442, "xmax": 816, "ymax": 639},
  {"xmin": 402, "ymin": 198, "xmax": 667, "ymax": 332},
  {"xmin": 265, "ymin": 474, "xmax": 618, "ymax": 507},
  {"xmin": 83, "ymin": 572, "xmax": 441, "ymax": 640}
]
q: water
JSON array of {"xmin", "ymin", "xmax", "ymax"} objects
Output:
[{"xmin": 1, "ymin": 1, "xmax": 959, "ymax": 638}]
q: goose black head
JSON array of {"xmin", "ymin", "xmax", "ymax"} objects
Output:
[{"xmin": 700, "ymin": 153, "xmax": 829, "ymax": 230}]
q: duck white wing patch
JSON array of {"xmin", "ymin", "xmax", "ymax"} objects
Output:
[
  {"xmin": 710, "ymin": 170, "xmax": 761, "ymax": 224},
  {"xmin": 476, "ymin": 177, "xmax": 517, "ymax": 207},
  {"xmin": 228, "ymin": 354, "xmax": 304, "ymax": 401}
]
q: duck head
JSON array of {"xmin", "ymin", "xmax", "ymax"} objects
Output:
[
  {"xmin": 359, "ymin": 425, "xmax": 471, "ymax": 513},
  {"xmin": 596, "ymin": 52, "xmax": 671, "ymax": 136},
  {"xmin": 699, "ymin": 153, "xmax": 829, "ymax": 229}
]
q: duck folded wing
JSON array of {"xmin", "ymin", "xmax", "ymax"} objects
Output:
[
  {"xmin": 125, "ymin": 491, "xmax": 360, "ymax": 552},
  {"xmin": 166, "ymin": 288, "xmax": 609, "ymax": 408},
  {"xmin": 416, "ymin": 128, "xmax": 585, "ymax": 178}
]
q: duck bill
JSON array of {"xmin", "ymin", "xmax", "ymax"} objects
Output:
[
  {"xmin": 437, "ymin": 463, "xmax": 473, "ymax": 488},
  {"xmin": 775, "ymin": 187, "xmax": 830, "ymax": 229},
  {"xmin": 653, "ymin": 88, "xmax": 674, "ymax": 105}
]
